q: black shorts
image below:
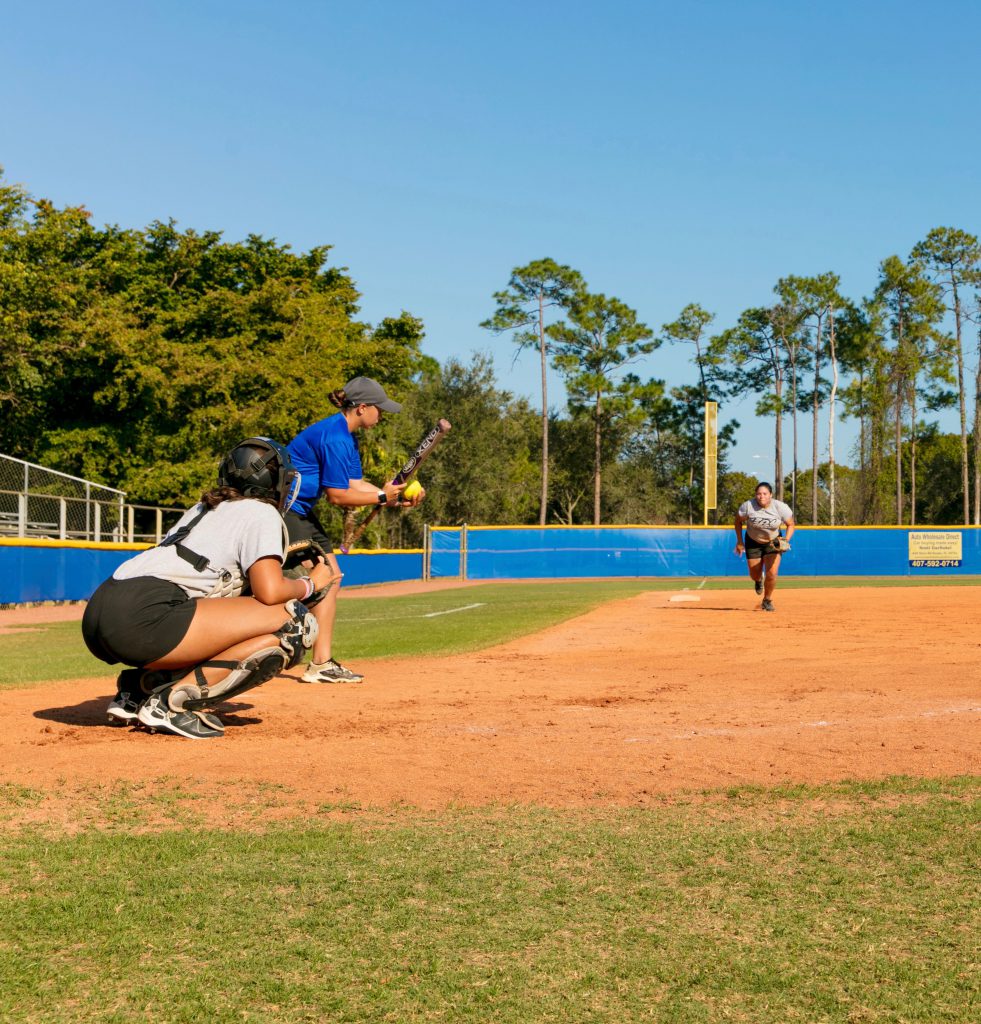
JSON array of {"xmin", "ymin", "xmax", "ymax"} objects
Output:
[
  {"xmin": 81, "ymin": 577, "xmax": 197, "ymax": 667},
  {"xmin": 744, "ymin": 535, "xmax": 779, "ymax": 559},
  {"xmin": 283, "ymin": 509, "xmax": 334, "ymax": 554}
]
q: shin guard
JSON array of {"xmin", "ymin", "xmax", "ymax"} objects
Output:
[
  {"xmin": 159, "ymin": 648, "xmax": 290, "ymax": 713},
  {"xmin": 148, "ymin": 600, "xmax": 317, "ymax": 713}
]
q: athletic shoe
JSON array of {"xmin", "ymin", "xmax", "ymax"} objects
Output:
[
  {"xmin": 754, "ymin": 578, "xmax": 764, "ymax": 595},
  {"xmin": 106, "ymin": 691, "xmax": 141, "ymax": 724},
  {"xmin": 106, "ymin": 668, "xmax": 144, "ymax": 723},
  {"xmin": 761, "ymin": 598, "xmax": 775, "ymax": 612},
  {"xmin": 301, "ymin": 659, "xmax": 364, "ymax": 684},
  {"xmin": 137, "ymin": 694, "xmax": 224, "ymax": 739}
]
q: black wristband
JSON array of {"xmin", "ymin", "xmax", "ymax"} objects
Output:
[{"xmin": 377, "ymin": 491, "xmax": 387, "ymax": 505}]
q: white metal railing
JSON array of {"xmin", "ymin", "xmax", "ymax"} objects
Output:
[{"xmin": 0, "ymin": 487, "xmax": 183, "ymax": 544}]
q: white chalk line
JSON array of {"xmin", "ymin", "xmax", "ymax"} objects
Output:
[
  {"xmin": 353, "ymin": 602, "xmax": 485, "ymax": 623},
  {"xmin": 424, "ymin": 603, "xmax": 485, "ymax": 618}
]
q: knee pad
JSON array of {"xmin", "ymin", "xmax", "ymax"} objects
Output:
[{"xmin": 275, "ymin": 598, "xmax": 318, "ymax": 668}]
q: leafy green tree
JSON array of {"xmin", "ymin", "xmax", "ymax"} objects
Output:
[
  {"xmin": 777, "ymin": 273, "xmax": 846, "ymax": 523},
  {"xmin": 480, "ymin": 259, "xmax": 585, "ymax": 525},
  {"xmin": 791, "ymin": 463, "xmax": 863, "ymax": 525},
  {"xmin": 660, "ymin": 303, "xmax": 717, "ymax": 401},
  {"xmin": 550, "ymin": 373, "xmax": 737, "ymax": 526},
  {"xmin": 910, "ymin": 227, "xmax": 981, "ymax": 523},
  {"xmin": 549, "ymin": 292, "xmax": 657, "ymax": 524},
  {"xmin": 0, "ymin": 171, "xmax": 37, "ymax": 436},
  {"xmin": 912, "ymin": 428, "xmax": 968, "ymax": 524},
  {"xmin": 548, "ymin": 411, "xmax": 595, "ymax": 524},
  {"xmin": 840, "ymin": 298, "xmax": 901, "ymax": 524},
  {"xmin": 770, "ymin": 282, "xmax": 812, "ymax": 508},
  {"xmin": 717, "ymin": 470, "xmax": 758, "ymax": 522},
  {"xmin": 384, "ymin": 354, "xmax": 539, "ymax": 537},
  {"xmin": 874, "ymin": 256, "xmax": 949, "ymax": 524},
  {"xmin": 660, "ymin": 303, "xmax": 741, "ymax": 520},
  {"xmin": 0, "ymin": 175, "xmax": 113, "ymax": 458},
  {"xmin": 709, "ymin": 307, "xmax": 790, "ymax": 504},
  {"xmin": 834, "ymin": 300, "xmax": 879, "ymax": 521},
  {"xmin": 0, "ymin": 175, "xmax": 424, "ymax": 509},
  {"xmin": 638, "ymin": 382, "xmax": 738, "ymax": 524}
]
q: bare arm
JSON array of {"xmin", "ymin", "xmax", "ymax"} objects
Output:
[
  {"xmin": 734, "ymin": 513, "xmax": 746, "ymax": 554},
  {"xmin": 247, "ymin": 555, "xmax": 337, "ymax": 605},
  {"xmin": 324, "ymin": 478, "xmax": 405, "ymax": 507}
]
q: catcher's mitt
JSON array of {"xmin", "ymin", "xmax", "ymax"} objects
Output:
[
  {"xmin": 768, "ymin": 536, "xmax": 791, "ymax": 554},
  {"xmin": 282, "ymin": 539, "xmax": 341, "ymax": 607},
  {"xmin": 283, "ymin": 538, "xmax": 330, "ymax": 574}
]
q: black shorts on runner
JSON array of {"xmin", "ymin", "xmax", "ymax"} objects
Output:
[
  {"xmin": 283, "ymin": 509, "xmax": 334, "ymax": 554},
  {"xmin": 82, "ymin": 576, "xmax": 196, "ymax": 666},
  {"xmin": 744, "ymin": 535, "xmax": 780, "ymax": 560}
]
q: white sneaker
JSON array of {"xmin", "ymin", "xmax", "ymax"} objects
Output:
[
  {"xmin": 301, "ymin": 659, "xmax": 364, "ymax": 684},
  {"xmin": 106, "ymin": 692, "xmax": 141, "ymax": 724}
]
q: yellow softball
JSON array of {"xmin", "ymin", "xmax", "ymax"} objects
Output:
[{"xmin": 402, "ymin": 480, "xmax": 423, "ymax": 501}]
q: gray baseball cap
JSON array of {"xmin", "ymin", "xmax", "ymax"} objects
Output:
[{"xmin": 343, "ymin": 376, "xmax": 402, "ymax": 413}]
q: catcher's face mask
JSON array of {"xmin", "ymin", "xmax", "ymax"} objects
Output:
[{"xmin": 279, "ymin": 465, "xmax": 301, "ymax": 514}]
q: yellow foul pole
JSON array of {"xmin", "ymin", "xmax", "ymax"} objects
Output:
[{"xmin": 703, "ymin": 401, "xmax": 718, "ymax": 526}]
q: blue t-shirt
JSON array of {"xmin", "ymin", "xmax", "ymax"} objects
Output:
[{"xmin": 287, "ymin": 412, "xmax": 363, "ymax": 516}]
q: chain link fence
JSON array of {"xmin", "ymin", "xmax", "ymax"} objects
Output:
[{"xmin": 0, "ymin": 454, "xmax": 183, "ymax": 544}]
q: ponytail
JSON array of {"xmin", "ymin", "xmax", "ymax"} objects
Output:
[
  {"xmin": 199, "ymin": 486, "xmax": 277, "ymax": 510},
  {"xmin": 328, "ymin": 388, "xmax": 350, "ymax": 410},
  {"xmin": 199, "ymin": 485, "xmax": 246, "ymax": 509}
]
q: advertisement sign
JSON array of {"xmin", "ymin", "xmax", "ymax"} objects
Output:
[{"xmin": 908, "ymin": 531, "xmax": 962, "ymax": 568}]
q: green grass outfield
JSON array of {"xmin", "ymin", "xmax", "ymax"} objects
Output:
[
  {"xmin": 2, "ymin": 575, "xmax": 980, "ymax": 688},
  {"xmin": 0, "ymin": 778, "xmax": 977, "ymax": 1023},
  {"xmin": 1, "ymin": 578, "xmax": 978, "ymax": 1022}
]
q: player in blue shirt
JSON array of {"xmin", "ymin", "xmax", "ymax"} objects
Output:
[{"xmin": 286, "ymin": 376, "xmax": 424, "ymax": 682}]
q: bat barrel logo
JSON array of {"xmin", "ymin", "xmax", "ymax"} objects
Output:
[{"xmin": 393, "ymin": 420, "xmax": 451, "ymax": 483}]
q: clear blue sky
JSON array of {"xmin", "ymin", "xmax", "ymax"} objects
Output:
[{"xmin": 4, "ymin": 1, "xmax": 980, "ymax": 479}]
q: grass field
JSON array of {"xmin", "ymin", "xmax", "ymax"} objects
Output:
[
  {"xmin": 0, "ymin": 778, "xmax": 977, "ymax": 1023},
  {"xmin": 0, "ymin": 578, "xmax": 978, "ymax": 1022}
]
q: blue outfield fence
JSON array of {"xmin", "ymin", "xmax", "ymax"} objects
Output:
[
  {"xmin": 2, "ymin": 525, "xmax": 980, "ymax": 605},
  {"xmin": 0, "ymin": 541, "xmax": 422, "ymax": 605},
  {"xmin": 429, "ymin": 525, "xmax": 981, "ymax": 580}
]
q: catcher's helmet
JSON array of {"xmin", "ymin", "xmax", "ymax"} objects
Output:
[{"xmin": 218, "ymin": 438, "xmax": 301, "ymax": 513}]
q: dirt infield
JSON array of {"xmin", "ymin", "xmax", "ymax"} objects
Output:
[{"xmin": 0, "ymin": 583, "xmax": 978, "ymax": 825}]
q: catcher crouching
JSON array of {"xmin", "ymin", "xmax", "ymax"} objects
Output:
[{"xmin": 81, "ymin": 439, "xmax": 338, "ymax": 739}]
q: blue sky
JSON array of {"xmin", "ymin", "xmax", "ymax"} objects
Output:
[{"xmin": 4, "ymin": 1, "xmax": 980, "ymax": 480}]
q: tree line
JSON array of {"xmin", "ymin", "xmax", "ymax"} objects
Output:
[
  {"xmin": 2, "ymin": 168, "xmax": 978, "ymax": 549},
  {"xmin": 482, "ymin": 237, "xmax": 981, "ymax": 530}
]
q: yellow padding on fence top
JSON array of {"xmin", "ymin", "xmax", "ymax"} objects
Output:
[
  {"xmin": 0, "ymin": 537, "xmax": 151, "ymax": 551},
  {"xmin": 341, "ymin": 548, "xmax": 423, "ymax": 555},
  {"xmin": 0, "ymin": 537, "xmax": 423, "ymax": 554}
]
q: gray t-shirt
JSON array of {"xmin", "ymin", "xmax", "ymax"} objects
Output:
[
  {"xmin": 113, "ymin": 499, "xmax": 286, "ymax": 598},
  {"xmin": 737, "ymin": 497, "xmax": 794, "ymax": 543}
]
